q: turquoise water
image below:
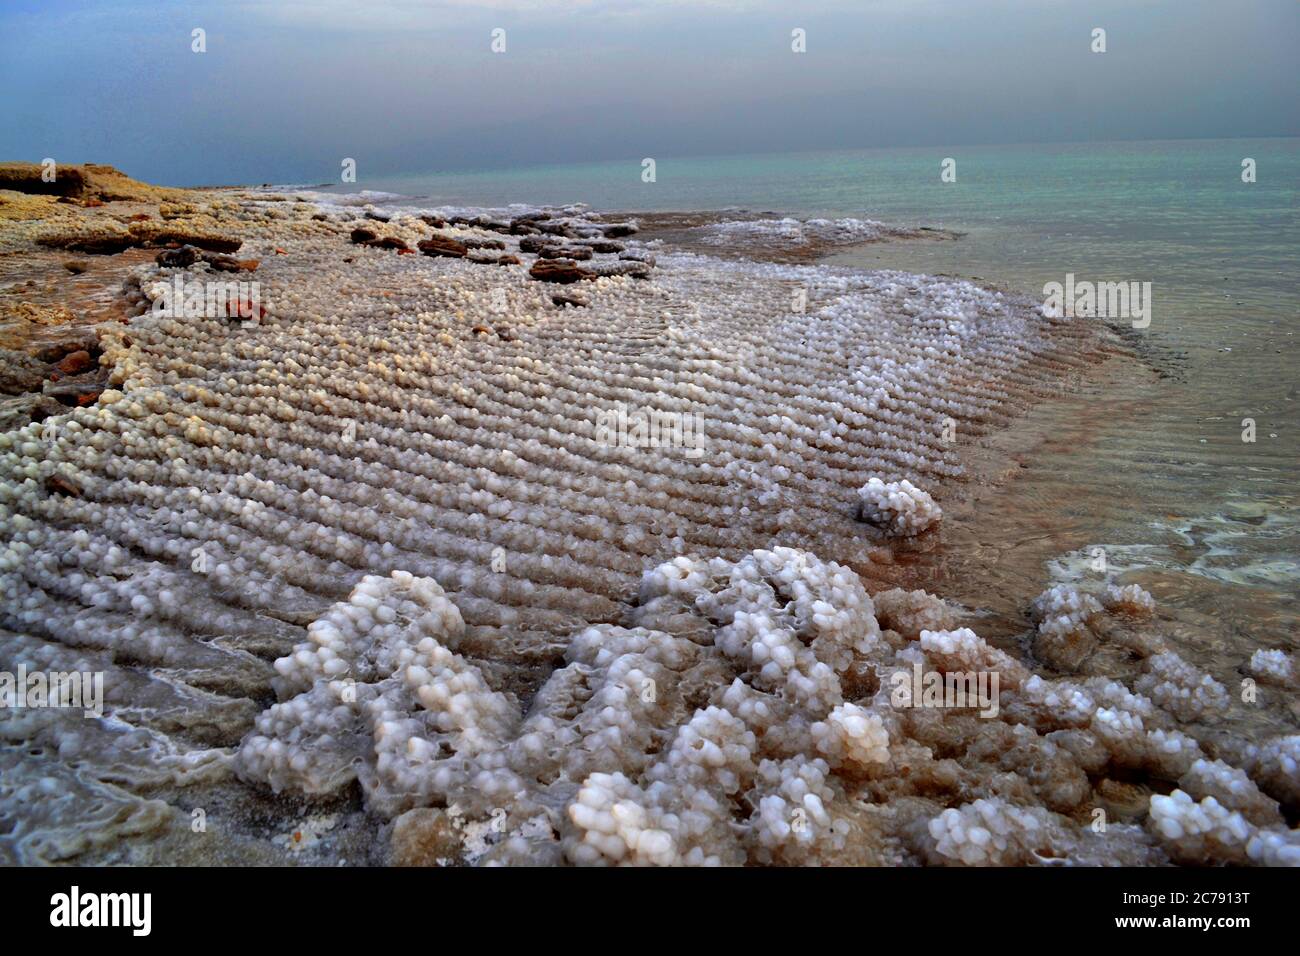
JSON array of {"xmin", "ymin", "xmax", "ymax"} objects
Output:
[
  {"xmin": 323, "ymin": 140, "xmax": 1299, "ymax": 640},
  {"xmin": 331, "ymin": 137, "xmax": 1299, "ymax": 349}
]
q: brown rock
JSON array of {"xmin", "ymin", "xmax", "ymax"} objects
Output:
[
  {"xmin": 350, "ymin": 227, "xmax": 378, "ymax": 244},
  {"xmin": 463, "ymin": 237, "xmax": 505, "ymax": 250},
  {"xmin": 62, "ymin": 260, "xmax": 90, "ymax": 274},
  {"xmin": 44, "ymin": 474, "xmax": 83, "ymax": 497},
  {"xmin": 580, "ymin": 239, "xmax": 625, "ymax": 254},
  {"xmin": 538, "ymin": 244, "xmax": 593, "ymax": 261},
  {"xmin": 530, "ymin": 258, "xmax": 593, "ymax": 284},
  {"xmin": 552, "ymin": 291, "xmax": 589, "ymax": 307},
  {"xmin": 40, "ymin": 234, "xmax": 135, "ymax": 255},
  {"xmin": 56, "ymin": 350, "xmax": 95, "ymax": 376},
  {"xmin": 390, "ymin": 808, "xmax": 462, "ymax": 867},
  {"xmin": 418, "ymin": 235, "xmax": 469, "ymax": 258}
]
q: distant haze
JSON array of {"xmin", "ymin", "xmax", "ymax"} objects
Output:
[{"xmin": 2, "ymin": 0, "xmax": 1297, "ymax": 186}]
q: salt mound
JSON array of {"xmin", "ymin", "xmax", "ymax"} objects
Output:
[{"xmin": 857, "ymin": 477, "xmax": 942, "ymax": 536}]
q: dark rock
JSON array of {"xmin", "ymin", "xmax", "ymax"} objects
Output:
[
  {"xmin": 156, "ymin": 245, "xmax": 202, "ymax": 268},
  {"xmin": 580, "ymin": 239, "xmax": 625, "ymax": 254},
  {"xmin": 35, "ymin": 335, "xmax": 98, "ymax": 364},
  {"xmin": 509, "ymin": 220, "xmax": 540, "ymax": 235},
  {"xmin": 44, "ymin": 474, "xmax": 83, "ymax": 497},
  {"xmin": 62, "ymin": 260, "xmax": 90, "ymax": 274},
  {"xmin": 538, "ymin": 245, "xmax": 593, "ymax": 261},
  {"xmin": 146, "ymin": 232, "xmax": 242, "ymax": 253},
  {"xmin": 364, "ymin": 211, "xmax": 391, "ymax": 222},
  {"xmin": 0, "ymin": 349, "xmax": 47, "ymax": 394},
  {"xmin": 537, "ymin": 221, "xmax": 576, "ymax": 238},
  {"xmin": 40, "ymin": 234, "xmax": 135, "ymax": 255},
  {"xmin": 463, "ymin": 237, "xmax": 505, "ymax": 250},
  {"xmin": 529, "ymin": 259, "xmax": 593, "ymax": 284},
  {"xmin": 495, "ymin": 255, "xmax": 521, "ymax": 266},
  {"xmin": 551, "ymin": 291, "xmax": 589, "ymax": 308},
  {"xmin": 419, "ymin": 215, "xmax": 447, "ymax": 228},
  {"xmin": 602, "ymin": 222, "xmax": 639, "ymax": 238},
  {"xmin": 418, "ymin": 235, "xmax": 469, "ymax": 258},
  {"xmin": 0, "ymin": 394, "xmax": 64, "ymax": 430},
  {"xmin": 350, "ymin": 227, "xmax": 378, "ymax": 244},
  {"xmin": 518, "ymin": 235, "xmax": 549, "ymax": 254}
]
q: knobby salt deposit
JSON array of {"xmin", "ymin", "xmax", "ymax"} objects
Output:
[{"xmin": 1, "ymin": 193, "xmax": 1295, "ymax": 865}]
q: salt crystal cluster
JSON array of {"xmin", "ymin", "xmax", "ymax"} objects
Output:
[
  {"xmin": 1134, "ymin": 652, "xmax": 1230, "ymax": 723},
  {"xmin": 857, "ymin": 477, "xmax": 942, "ymax": 536},
  {"xmin": 871, "ymin": 587, "xmax": 956, "ymax": 639},
  {"xmin": 1248, "ymin": 648, "xmax": 1296, "ymax": 687},
  {"xmin": 1102, "ymin": 583, "xmax": 1156, "ymax": 616},
  {"xmin": 926, "ymin": 798, "xmax": 1060, "ymax": 866}
]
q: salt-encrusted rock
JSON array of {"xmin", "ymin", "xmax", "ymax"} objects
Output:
[
  {"xmin": 856, "ymin": 477, "xmax": 942, "ymax": 536},
  {"xmin": 390, "ymin": 807, "xmax": 463, "ymax": 866},
  {"xmin": 1030, "ymin": 585, "xmax": 1102, "ymax": 672},
  {"xmin": 1101, "ymin": 583, "xmax": 1155, "ymax": 616},
  {"xmin": 811, "ymin": 702, "xmax": 890, "ymax": 771},
  {"xmin": 0, "ymin": 350, "xmax": 47, "ymax": 395},
  {"xmin": 1248, "ymin": 648, "xmax": 1296, "ymax": 687},
  {"xmin": 926, "ymin": 798, "xmax": 1063, "ymax": 866},
  {"xmin": 1246, "ymin": 735, "xmax": 1300, "ymax": 809},
  {"xmin": 586, "ymin": 259, "xmax": 652, "ymax": 279},
  {"xmin": 417, "ymin": 235, "xmax": 469, "ymax": 258},
  {"xmin": 1178, "ymin": 758, "xmax": 1282, "ymax": 826},
  {"xmin": 1134, "ymin": 652, "xmax": 1229, "ymax": 723},
  {"xmin": 872, "ymin": 588, "xmax": 955, "ymax": 640},
  {"xmin": 1147, "ymin": 790, "xmax": 1256, "ymax": 865},
  {"xmin": 919, "ymin": 627, "xmax": 1029, "ymax": 690}
]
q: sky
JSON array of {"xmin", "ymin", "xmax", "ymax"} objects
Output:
[{"xmin": 2, "ymin": 0, "xmax": 1297, "ymax": 186}]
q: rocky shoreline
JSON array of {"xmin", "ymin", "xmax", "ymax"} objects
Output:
[{"xmin": 2, "ymin": 165, "xmax": 1295, "ymax": 867}]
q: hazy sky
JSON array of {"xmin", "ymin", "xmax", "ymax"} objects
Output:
[{"xmin": 2, "ymin": 0, "xmax": 1296, "ymax": 185}]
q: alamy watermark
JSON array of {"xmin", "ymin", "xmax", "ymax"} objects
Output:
[
  {"xmin": 1043, "ymin": 273, "xmax": 1151, "ymax": 329},
  {"xmin": 889, "ymin": 661, "xmax": 1000, "ymax": 718},
  {"xmin": 595, "ymin": 402, "xmax": 706, "ymax": 458},
  {"xmin": 0, "ymin": 665, "xmax": 103, "ymax": 718}
]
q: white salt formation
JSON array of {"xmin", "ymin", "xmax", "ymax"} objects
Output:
[
  {"xmin": 3, "ymin": 193, "xmax": 1292, "ymax": 866},
  {"xmin": 857, "ymin": 477, "xmax": 942, "ymax": 537},
  {"xmin": 1248, "ymin": 648, "xmax": 1296, "ymax": 687}
]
